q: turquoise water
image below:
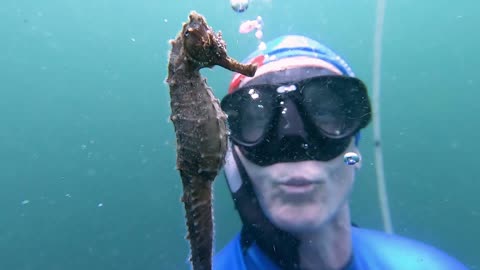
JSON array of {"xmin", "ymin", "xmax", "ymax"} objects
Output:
[{"xmin": 1, "ymin": 0, "xmax": 478, "ymax": 269}]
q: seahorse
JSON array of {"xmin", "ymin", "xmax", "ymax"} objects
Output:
[{"xmin": 165, "ymin": 11, "xmax": 256, "ymax": 270}]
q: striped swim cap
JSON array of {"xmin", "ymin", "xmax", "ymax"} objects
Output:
[{"xmin": 228, "ymin": 35, "xmax": 356, "ymax": 93}]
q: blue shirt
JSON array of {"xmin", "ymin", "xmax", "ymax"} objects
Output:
[{"xmin": 213, "ymin": 227, "xmax": 469, "ymax": 270}]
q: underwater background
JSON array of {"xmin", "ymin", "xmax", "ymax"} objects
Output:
[{"xmin": 1, "ymin": 0, "xmax": 478, "ymax": 269}]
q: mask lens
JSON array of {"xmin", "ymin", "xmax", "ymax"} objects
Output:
[
  {"xmin": 221, "ymin": 87, "xmax": 276, "ymax": 145},
  {"xmin": 303, "ymin": 77, "xmax": 369, "ymax": 138}
]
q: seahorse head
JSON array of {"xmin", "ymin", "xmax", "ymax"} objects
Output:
[{"xmin": 182, "ymin": 11, "xmax": 226, "ymax": 67}]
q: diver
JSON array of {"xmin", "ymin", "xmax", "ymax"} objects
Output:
[{"xmin": 213, "ymin": 35, "xmax": 469, "ymax": 269}]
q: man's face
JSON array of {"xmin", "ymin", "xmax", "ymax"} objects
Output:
[{"xmin": 236, "ymin": 140, "xmax": 359, "ymax": 234}]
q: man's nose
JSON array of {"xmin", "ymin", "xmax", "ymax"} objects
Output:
[{"xmin": 277, "ymin": 99, "xmax": 308, "ymax": 139}]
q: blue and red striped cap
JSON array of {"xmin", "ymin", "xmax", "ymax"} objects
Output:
[{"xmin": 228, "ymin": 35, "xmax": 356, "ymax": 93}]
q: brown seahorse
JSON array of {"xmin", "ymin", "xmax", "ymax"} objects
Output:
[{"xmin": 165, "ymin": 11, "xmax": 256, "ymax": 270}]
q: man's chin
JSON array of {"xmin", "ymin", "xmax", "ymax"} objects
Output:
[{"xmin": 270, "ymin": 206, "xmax": 327, "ymax": 233}]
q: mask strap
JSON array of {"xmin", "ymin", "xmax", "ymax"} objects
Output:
[{"xmin": 224, "ymin": 144, "xmax": 243, "ymax": 193}]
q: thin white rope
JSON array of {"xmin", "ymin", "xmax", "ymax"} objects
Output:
[{"xmin": 372, "ymin": 0, "xmax": 394, "ymax": 234}]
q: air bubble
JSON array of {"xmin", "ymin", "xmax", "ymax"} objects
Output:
[
  {"xmin": 248, "ymin": 88, "xmax": 260, "ymax": 99},
  {"xmin": 230, "ymin": 0, "xmax": 249, "ymax": 13},
  {"xmin": 258, "ymin": 41, "xmax": 267, "ymax": 51},
  {"xmin": 343, "ymin": 152, "xmax": 360, "ymax": 165}
]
